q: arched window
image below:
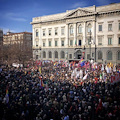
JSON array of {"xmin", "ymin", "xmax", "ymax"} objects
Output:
[
  {"xmin": 61, "ymin": 51, "xmax": 65, "ymax": 59},
  {"xmin": 117, "ymin": 51, "xmax": 120, "ymax": 60},
  {"xmin": 70, "ymin": 25, "xmax": 73, "ymax": 34},
  {"xmin": 98, "ymin": 51, "xmax": 102, "ymax": 60},
  {"xmin": 107, "ymin": 51, "xmax": 112, "ymax": 60},
  {"xmin": 55, "ymin": 51, "xmax": 58, "ymax": 58},
  {"xmin": 36, "ymin": 30, "xmax": 39, "ymax": 37},
  {"xmin": 48, "ymin": 51, "xmax": 52, "ymax": 58},
  {"xmin": 87, "ymin": 23, "xmax": 92, "ymax": 33},
  {"xmin": 43, "ymin": 51, "xmax": 46, "ymax": 58},
  {"xmin": 78, "ymin": 25, "xmax": 82, "ymax": 33}
]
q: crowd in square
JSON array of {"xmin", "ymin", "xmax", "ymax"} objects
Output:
[{"xmin": 0, "ymin": 61, "xmax": 120, "ymax": 120}]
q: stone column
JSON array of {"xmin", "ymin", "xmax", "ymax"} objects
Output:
[
  {"xmin": 66, "ymin": 23, "xmax": 69, "ymax": 47},
  {"xmin": 39, "ymin": 27, "xmax": 41, "ymax": 47},
  {"xmin": 93, "ymin": 20, "xmax": 96, "ymax": 44},
  {"xmin": 52, "ymin": 51, "xmax": 55, "ymax": 61},
  {"xmin": 32, "ymin": 27, "xmax": 35, "ymax": 47},
  {"xmin": 74, "ymin": 23, "xmax": 77, "ymax": 46},
  {"xmin": 83, "ymin": 21, "xmax": 86, "ymax": 45}
]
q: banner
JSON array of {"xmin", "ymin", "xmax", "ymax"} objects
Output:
[{"xmin": 111, "ymin": 73, "xmax": 120, "ymax": 84}]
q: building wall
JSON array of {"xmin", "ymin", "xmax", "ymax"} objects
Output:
[
  {"xmin": 31, "ymin": 3, "xmax": 120, "ymax": 64},
  {"xmin": 3, "ymin": 32, "xmax": 32, "ymax": 48}
]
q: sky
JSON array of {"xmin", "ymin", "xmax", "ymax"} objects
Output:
[{"xmin": 0, "ymin": 0, "xmax": 120, "ymax": 34}]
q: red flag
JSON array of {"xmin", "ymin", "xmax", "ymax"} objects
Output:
[{"xmin": 96, "ymin": 99, "xmax": 102, "ymax": 113}]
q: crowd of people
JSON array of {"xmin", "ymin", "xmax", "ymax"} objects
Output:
[{"xmin": 0, "ymin": 61, "xmax": 120, "ymax": 120}]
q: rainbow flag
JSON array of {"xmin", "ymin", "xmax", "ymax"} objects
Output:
[
  {"xmin": 80, "ymin": 58, "xmax": 85, "ymax": 67},
  {"xmin": 6, "ymin": 89, "xmax": 9, "ymax": 95},
  {"xmin": 5, "ymin": 88, "xmax": 9, "ymax": 103},
  {"xmin": 80, "ymin": 58, "xmax": 84, "ymax": 63}
]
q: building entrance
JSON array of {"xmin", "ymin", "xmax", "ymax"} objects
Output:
[{"xmin": 75, "ymin": 50, "xmax": 82, "ymax": 59}]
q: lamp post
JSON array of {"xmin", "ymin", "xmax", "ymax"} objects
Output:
[
  {"xmin": 94, "ymin": 44, "xmax": 97, "ymax": 62},
  {"xmin": 39, "ymin": 47, "xmax": 42, "ymax": 74}
]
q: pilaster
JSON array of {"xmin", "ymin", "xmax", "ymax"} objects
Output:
[{"xmin": 83, "ymin": 21, "xmax": 86, "ymax": 45}]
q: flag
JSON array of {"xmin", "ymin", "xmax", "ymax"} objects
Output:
[
  {"xmin": 5, "ymin": 88, "xmax": 9, "ymax": 103},
  {"xmin": 80, "ymin": 58, "xmax": 84, "ymax": 63},
  {"xmin": 81, "ymin": 61, "xmax": 85, "ymax": 67},
  {"xmin": 83, "ymin": 73, "xmax": 88, "ymax": 80},
  {"xmin": 113, "ymin": 65, "xmax": 116, "ymax": 72},
  {"xmin": 100, "ymin": 73, "xmax": 102, "ymax": 80},
  {"xmin": 101, "ymin": 64, "xmax": 104, "ymax": 71},
  {"xmin": 39, "ymin": 67, "xmax": 41, "ymax": 74},
  {"xmin": 39, "ymin": 76, "xmax": 44, "ymax": 87},
  {"xmin": 80, "ymin": 58, "xmax": 85, "ymax": 67},
  {"xmin": 96, "ymin": 99, "xmax": 102, "ymax": 113},
  {"xmin": 84, "ymin": 62, "xmax": 90, "ymax": 70}
]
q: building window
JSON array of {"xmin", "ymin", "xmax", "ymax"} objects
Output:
[
  {"xmin": 107, "ymin": 51, "xmax": 112, "ymax": 60},
  {"xmin": 49, "ymin": 30, "xmax": 51, "ymax": 36},
  {"xmin": 118, "ymin": 51, "xmax": 120, "ymax": 60},
  {"xmin": 79, "ymin": 40, "xmax": 81, "ymax": 46},
  {"xmin": 78, "ymin": 25, "xmax": 82, "ymax": 33},
  {"xmin": 92, "ymin": 53, "xmax": 94, "ymax": 58},
  {"xmin": 36, "ymin": 31, "xmax": 38, "ymax": 37},
  {"xmin": 87, "ymin": 54, "xmax": 90, "ymax": 59},
  {"xmin": 36, "ymin": 41, "xmax": 38, "ymax": 47},
  {"xmin": 98, "ymin": 51, "xmax": 102, "ymax": 60},
  {"xmin": 119, "ymin": 23, "xmax": 120, "ymax": 31},
  {"xmin": 69, "ymin": 54, "xmax": 72, "ymax": 59},
  {"xmin": 70, "ymin": 25, "xmax": 73, "ymax": 35},
  {"xmin": 36, "ymin": 55, "xmax": 38, "ymax": 59},
  {"xmin": 88, "ymin": 23, "xmax": 92, "ymax": 33},
  {"xmin": 70, "ymin": 40, "xmax": 73, "ymax": 46},
  {"xmin": 55, "ymin": 40, "xmax": 57, "ymax": 46},
  {"xmin": 118, "ymin": 37, "xmax": 120, "ymax": 44},
  {"xmin": 98, "ymin": 37, "xmax": 102, "ymax": 45},
  {"xmin": 61, "ymin": 40, "xmax": 64, "ymax": 46},
  {"xmin": 43, "ymin": 51, "xmax": 46, "ymax": 58},
  {"xmin": 98, "ymin": 25, "xmax": 102, "ymax": 32},
  {"xmin": 61, "ymin": 51, "xmax": 65, "ymax": 58},
  {"xmin": 49, "ymin": 41, "xmax": 51, "ymax": 46},
  {"xmin": 43, "ymin": 30, "xmax": 45, "ymax": 36},
  {"xmin": 55, "ymin": 29, "xmax": 58, "ymax": 35},
  {"xmin": 108, "ymin": 24, "xmax": 112, "ymax": 31},
  {"xmin": 49, "ymin": 51, "xmax": 52, "ymax": 58},
  {"xmin": 108, "ymin": 37, "xmax": 112, "ymax": 45},
  {"xmin": 61, "ymin": 28, "xmax": 64, "ymax": 35},
  {"xmin": 55, "ymin": 51, "xmax": 58, "ymax": 58},
  {"xmin": 43, "ymin": 41, "xmax": 45, "ymax": 47}
]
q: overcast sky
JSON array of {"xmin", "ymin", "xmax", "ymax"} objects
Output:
[{"xmin": 0, "ymin": 0, "xmax": 120, "ymax": 34}]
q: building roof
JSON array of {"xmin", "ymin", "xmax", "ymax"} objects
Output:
[{"xmin": 31, "ymin": 2, "xmax": 120, "ymax": 24}]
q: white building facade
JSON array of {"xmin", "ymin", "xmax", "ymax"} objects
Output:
[{"xmin": 31, "ymin": 3, "xmax": 120, "ymax": 64}]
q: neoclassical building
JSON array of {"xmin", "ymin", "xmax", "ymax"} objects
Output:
[{"xmin": 31, "ymin": 3, "xmax": 120, "ymax": 64}]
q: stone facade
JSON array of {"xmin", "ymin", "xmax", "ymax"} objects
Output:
[
  {"xmin": 31, "ymin": 3, "xmax": 120, "ymax": 64},
  {"xmin": 3, "ymin": 31, "xmax": 32, "ymax": 49}
]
